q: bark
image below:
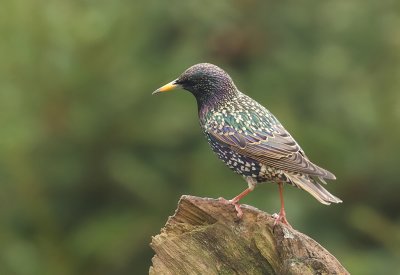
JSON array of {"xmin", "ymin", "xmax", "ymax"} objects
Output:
[{"xmin": 150, "ymin": 195, "xmax": 349, "ymax": 275}]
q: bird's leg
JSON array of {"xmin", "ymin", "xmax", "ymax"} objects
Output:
[
  {"xmin": 273, "ymin": 183, "xmax": 292, "ymax": 228},
  {"xmin": 219, "ymin": 177, "xmax": 256, "ymax": 218}
]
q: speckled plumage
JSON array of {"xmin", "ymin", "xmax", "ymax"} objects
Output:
[
  {"xmin": 154, "ymin": 63, "xmax": 342, "ymax": 222},
  {"xmin": 199, "ymin": 89, "xmax": 341, "ymax": 204}
]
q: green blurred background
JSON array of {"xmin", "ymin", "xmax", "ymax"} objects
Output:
[{"xmin": 1, "ymin": 0, "xmax": 400, "ymax": 274}]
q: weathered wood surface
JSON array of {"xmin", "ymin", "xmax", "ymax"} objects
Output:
[{"xmin": 150, "ymin": 195, "xmax": 349, "ymax": 275}]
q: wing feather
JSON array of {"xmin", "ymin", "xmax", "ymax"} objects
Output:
[{"xmin": 206, "ymin": 110, "xmax": 336, "ymax": 180}]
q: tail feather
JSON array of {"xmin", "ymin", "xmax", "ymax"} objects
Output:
[{"xmin": 285, "ymin": 173, "xmax": 342, "ymax": 205}]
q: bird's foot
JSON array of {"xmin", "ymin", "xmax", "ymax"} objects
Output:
[
  {"xmin": 218, "ymin": 197, "xmax": 243, "ymax": 218},
  {"xmin": 272, "ymin": 211, "xmax": 292, "ymax": 228}
]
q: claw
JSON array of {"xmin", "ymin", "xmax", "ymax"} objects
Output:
[
  {"xmin": 272, "ymin": 211, "xmax": 292, "ymax": 228},
  {"xmin": 233, "ymin": 203, "xmax": 243, "ymax": 218},
  {"xmin": 272, "ymin": 183, "xmax": 292, "ymax": 228},
  {"xmin": 218, "ymin": 197, "xmax": 230, "ymax": 204},
  {"xmin": 218, "ymin": 197, "xmax": 243, "ymax": 218},
  {"xmin": 217, "ymin": 179, "xmax": 255, "ymax": 219}
]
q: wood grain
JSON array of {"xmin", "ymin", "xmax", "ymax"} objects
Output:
[{"xmin": 150, "ymin": 195, "xmax": 349, "ymax": 275}]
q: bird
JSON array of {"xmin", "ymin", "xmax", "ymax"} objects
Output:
[{"xmin": 153, "ymin": 63, "xmax": 342, "ymax": 227}]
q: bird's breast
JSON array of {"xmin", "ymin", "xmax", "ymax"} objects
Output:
[{"xmin": 203, "ymin": 131, "xmax": 264, "ymax": 182}]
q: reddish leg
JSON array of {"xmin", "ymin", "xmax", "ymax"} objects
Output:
[
  {"xmin": 273, "ymin": 183, "xmax": 292, "ymax": 228},
  {"xmin": 219, "ymin": 188, "xmax": 253, "ymax": 218},
  {"xmin": 219, "ymin": 177, "xmax": 256, "ymax": 218}
]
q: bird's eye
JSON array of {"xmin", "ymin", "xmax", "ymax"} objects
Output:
[{"xmin": 181, "ymin": 78, "xmax": 195, "ymax": 87}]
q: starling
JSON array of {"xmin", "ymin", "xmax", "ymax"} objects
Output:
[{"xmin": 153, "ymin": 63, "xmax": 342, "ymax": 226}]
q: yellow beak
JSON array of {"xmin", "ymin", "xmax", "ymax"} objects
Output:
[{"xmin": 152, "ymin": 80, "xmax": 180, "ymax": 95}]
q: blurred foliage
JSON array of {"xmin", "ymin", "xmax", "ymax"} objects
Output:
[{"xmin": 1, "ymin": 0, "xmax": 400, "ymax": 274}]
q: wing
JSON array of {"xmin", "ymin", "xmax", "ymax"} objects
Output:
[{"xmin": 205, "ymin": 108, "xmax": 336, "ymax": 180}]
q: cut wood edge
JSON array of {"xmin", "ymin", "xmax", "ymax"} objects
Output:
[{"xmin": 150, "ymin": 195, "xmax": 349, "ymax": 275}]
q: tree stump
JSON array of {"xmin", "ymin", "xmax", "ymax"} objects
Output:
[{"xmin": 149, "ymin": 195, "xmax": 349, "ymax": 275}]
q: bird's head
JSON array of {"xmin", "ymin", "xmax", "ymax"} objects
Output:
[{"xmin": 153, "ymin": 63, "xmax": 237, "ymax": 106}]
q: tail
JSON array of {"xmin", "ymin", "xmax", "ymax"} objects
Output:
[{"xmin": 285, "ymin": 173, "xmax": 342, "ymax": 205}]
